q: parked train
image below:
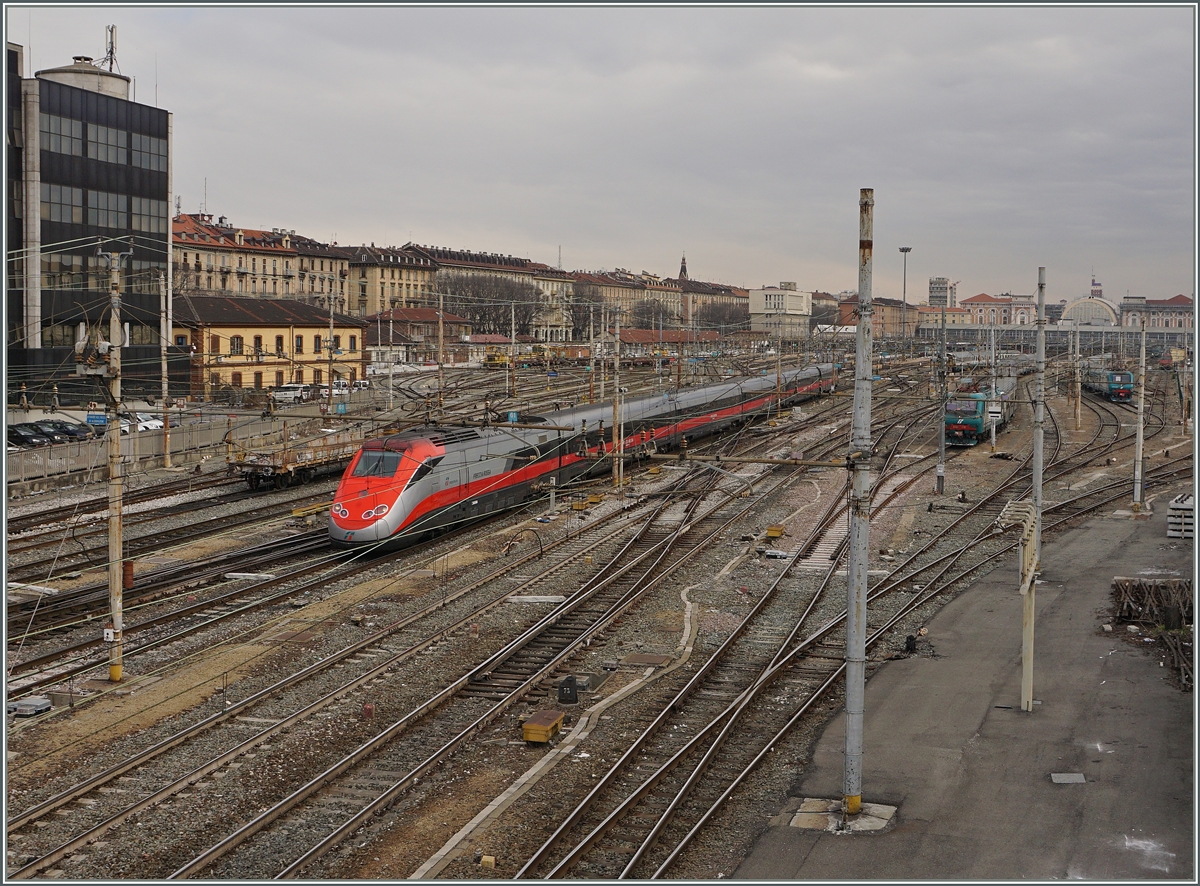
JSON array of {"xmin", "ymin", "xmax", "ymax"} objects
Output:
[
  {"xmin": 944, "ymin": 376, "xmax": 1018, "ymax": 446},
  {"xmin": 1081, "ymin": 364, "xmax": 1134, "ymax": 402},
  {"xmin": 329, "ymin": 364, "xmax": 837, "ymax": 548}
]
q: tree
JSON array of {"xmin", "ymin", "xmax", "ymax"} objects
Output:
[
  {"xmin": 568, "ymin": 283, "xmax": 605, "ymax": 341},
  {"xmin": 435, "ymin": 272, "xmax": 544, "ymax": 336},
  {"xmin": 631, "ymin": 298, "xmax": 671, "ymax": 330},
  {"xmin": 696, "ymin": 301, "xmax": 749, "ymax": 336}
]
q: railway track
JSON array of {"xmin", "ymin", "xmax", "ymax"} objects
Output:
[{"xmin": 511, "ymin": 392, "xmax": 1188, "ymax": 879}]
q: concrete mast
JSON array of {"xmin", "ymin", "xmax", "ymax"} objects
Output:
[
  {"xmin": 843, "ymin": 188, "xmax": 874, "ymax": 817},
  {"xmin": 1033, "ymin": 267, "xmax": 1045, "ymax": 561},
  {"xmin": 1133, "ymin": 320, "xmax": 1147, "ymax": 509},
  {"xmin": 101, "ymin": 243, "xmax": 132, "ymax": 682}
]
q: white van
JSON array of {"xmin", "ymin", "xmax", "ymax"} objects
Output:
[
  {"xmin": 270, "ymin": 383, "xmax": 309, "ymax": 404},
  {"xmin": 352, "ymin": 379, "xmax": 370, "ymax": 392}
]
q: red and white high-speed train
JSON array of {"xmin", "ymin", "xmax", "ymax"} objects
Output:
[{"xmin": 329, "ymin": 363, "xmax": 836, "ymax": 548}]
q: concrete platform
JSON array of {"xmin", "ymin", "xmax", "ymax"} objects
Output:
[{"xmin": 736, "ymin": 488, "xmax": 1194, "ymax": 881}]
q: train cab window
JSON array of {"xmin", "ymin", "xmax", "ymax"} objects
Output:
[
  {"xmin": 946, "ymin": 400, "xmax": 980, "ymax": 415},
  {"xmin": 405, "ymin": 455, "xmax": 443, "ymax": 490},
  {"xmin": 352, "ymin": 449, "xmax": 403, "ymax": 478},
  {"xmin": 1112, "ymin": 373, "xmax": 1132, "ymax": 384}
]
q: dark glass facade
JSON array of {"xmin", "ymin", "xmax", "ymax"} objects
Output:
[{"xmin": 7, "ymin": 52, "xmax": 186, "ymax": 404}]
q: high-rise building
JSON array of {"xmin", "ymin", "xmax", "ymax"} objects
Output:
[
  {"xmin": 6, "ymin": 41, "xmax": 176, "ymax": 403},
  {"xmin": 928, "ymin": 277, "xmax": 957, "ymax": 308}
]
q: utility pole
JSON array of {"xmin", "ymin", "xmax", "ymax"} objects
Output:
[
  {"xmin": 843, "ymin": 187, "xmax": 875, "ymax": 819},
  {"xmin": 326, "ymin": 294, "xmax": 335, "ymax": 416},
  {"xmin": 99, "ymin": 242, "xmax": 133, "ymax": 682},
  {"xmin": 1080, "ymin": 328, "xmax": 1089, "ymax": 432},
  {"xmin": 937, "ymin": 299, "xmax": 947, "ymax": 495},
  {"xmin": 509, "ymin": 302, "xmax": 517, "ymax": 399},
  {"xmin": 899, "ymin": 246, "xmax": 911, "ymax": 355},
  {"xmin": 989, "ymin": 325, "xmax": 997, "ymax": 451},
  {"xmin": 1033, "ymin": 267, "xmax": 1045, "ymax": 562},
  {"xmin": 1133, "ymin": 320, "xmax": 1147, "ymax": 510},
  {"xmin": 388, "ymin": 310, "xmax": 395, "ymax": 412},
  {"xmin": 588, "ymin": 307, "xmax": 595, "ymax": 404},
  {"xmin": 437, "ymin": 289, "xmax": 445, "ymax": 412},
  {"xmin": 158, "ymin": 270, "xmax": 171, "ymax": 468},
  {"xmin": 612, "ymin": 312, "xmax": 621, "ymax": 491},
  {"xmin": 599, "ymin": 307, "xmax": 607, "ymax": 403}
]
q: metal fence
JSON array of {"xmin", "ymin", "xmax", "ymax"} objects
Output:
[{"xmin": 6, "ymin": 415, "xmax": 329, "ymax": 485}]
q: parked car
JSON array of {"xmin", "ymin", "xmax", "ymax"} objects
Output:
[
  {"xmin": 22, "ymin": 422, "xmax": 69, "ymax": 444},
  {"xmin": 352, "ymin": 379, "xmax": 370, "ymax": 392},
  {"xmin": 32, "ymin": 419, "xmax": 93, "ymax": 441},
  {"xmin": 134, "ymin": 413, "xmax": 165, "ymax": 430},
  {"xmin": 7, "ymin": 425, "xmax": 52, "ymax": 448}
]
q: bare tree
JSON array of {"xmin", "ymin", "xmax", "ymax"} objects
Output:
[
  {"xmin": 568, "ymin": 283, "xmax": 605, "ymax": 341},
  {"xmin": 631, "ymin": 298, "xmax": 671, "ymax": 330},
  {"xmin": 435, "ymin": 272, "xmax": 544, "ymax": 336},
  {"xmin": 696, "ymin": 301, "xmax": 749, "ymax": 336}
]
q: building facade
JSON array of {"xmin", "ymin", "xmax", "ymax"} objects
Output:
[
  {"xmin": 749, "ymin": 282, "xmax": 811, "ymax": 340},
  {"xmin": 7, "ymin": 43, "xmax": 179, "ymax": 402},
  {"xmin": 171, "ymin": 295, "xmax": 367, "ymax": 398},
  {"xmin": 928, "ymin": 277, "xmax": 957, "ymax": 308},
  {"xmin": 1119, "ymin": 294, "xmax": 1193, "ymax": 330}
]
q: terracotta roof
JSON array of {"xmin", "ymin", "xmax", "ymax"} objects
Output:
[
  {"xmin": 173, "ymin": 214, "xmax": 297, "ymax": 256},
  {"xmin": 959, "ymin": 293, "xmax": 1010, "ymax": 304},
  {"xmin": 173, "ymin": 295, "xmax": 366, "ymax": 328},
  {"xmin": 465, "ymin": 334, "xmax": 513, "ymax": 344},
  {"xmin": 363, "ymin": 326, "xmax": 417, "ymax": 347}
]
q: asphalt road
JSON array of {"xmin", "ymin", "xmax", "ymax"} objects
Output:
[{"xmin": 736, "ymin": 487, "xmax": 1194, "ymax": 881}]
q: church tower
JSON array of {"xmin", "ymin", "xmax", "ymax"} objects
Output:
[{"xmin": 679, "ymin": 253, "xmax": 688, "ymax": 281}]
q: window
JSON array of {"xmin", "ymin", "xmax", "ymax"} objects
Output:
[
  {"xmin": 272, "ymin": 260, "xmax": 277, "ymax": 273},
  {"xmin": 175, "ymin": 335, "xmax": 188, "ymax": 347},
  {"xmin": 87, "ymin": 123, "xmax": 127, "ymax": 164},
  {"xmin": 40, "ymin": 183, "xmax": 83, "ymax": 223},
  {"xmin": 253, "ymin": 335, "xmax": 263, "ymax": 355},
  {"xmin": 39, "ymin": 113, "xmax": 82, "ymax": 155},
  {"xmin": 88, "ymin": 191, "xmax": 128, "ymax": 228},
  {"xmin": 40, "ymin": 252, "xmax": 85, "ymax": 289},
  {"xmin": 314, "ymin": 335, "xmax": 322, "ymax": 353},
  {"xmin": 229, "ymin": 335, "xmax": 244, "ymax": 356},
  {"xmin": 132, "ymin": 197, "xmax": 167, "ymax": 233},
  {"xmin": 349, "ymin": 335, "xmax": 357, "ymax": 352},
  {"xmin": 359, "ymin": 281, "xmax": 367, "ymax": 299},
  {"xmin": 253, "ymin": 372, "xmax": 263, "ymax": 389},
  {"xmin": 126, "ymin": 323, "xmax": 157, "ymax": 345},
  {"xmin": 294, "ymin": 335, "xmax": 304, "ymax": 354},
  {"xmin": 333, "ymin": 335, "xmax": 341, "ymax": 351},
  {"xmin": 314, "ymin": 369, "xmax": 323, "ymax": 384},
  {"xmin": 41, "ymin": 321, "xmax": 76, "ymax": 347},
  {"xmin": 131, "ymin": 132, "xmax": 167, "ymax": 171},
  {"xmin": 294, "ymin": 368, "xmax": 304, "ymax": 383},
  {"xmin": 275, "ymin": 371, "xmax": 284, "ymax": 387},
  {"xmin": 275, "ymin": 335, "xmax": 285, "ymax": 356},
  {"xmin": 209, "ymin": 372, "xmax": 221, "ymax": 388},
  {"xmin": 210, "ymin": 335, "xmax": 220, "ymax": 354},
  {"xmin": 230, "ymin": 372, "xmax": 243, "ymax": 388}
]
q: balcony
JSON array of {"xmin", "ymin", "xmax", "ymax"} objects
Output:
[
  {"xmin": 283, "ymin": 268, "xmax": 296, "ymax": 278},
  {"xmin": 236, "ymin": 266, "xmax": 249, "ymax": 275}
]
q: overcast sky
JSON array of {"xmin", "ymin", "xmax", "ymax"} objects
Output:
[{"xmin": 9, "ymin": 5, "xmax": 1195, "ymax": 303}]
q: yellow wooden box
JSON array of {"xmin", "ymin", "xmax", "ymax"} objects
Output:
[
  {"xmin": 522, "ymin": 710, "xmax": 565, "ymax": 743},
  {"xmin": 766, "ymin": 525, "xmax": 785, "ymax": 538}
]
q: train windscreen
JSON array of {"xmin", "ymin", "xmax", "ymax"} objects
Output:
[
  {"xmin": 1112, "ymin": 373, "xmax": 1132, "ymax": 384},
  {"xmin": 352, "ymin": 449, "xmax": 405, "ymax": 478},
  {"xmin": 946, "ymin": 400, "xmax": 980, "ymax": 416}
]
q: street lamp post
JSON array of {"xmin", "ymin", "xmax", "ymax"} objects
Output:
[{"xmin": 899, "ymin": 247, "xmax": 912, "ymax": 351}]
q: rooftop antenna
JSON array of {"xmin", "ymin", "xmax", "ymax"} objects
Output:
[
  {"xmin": 174, "ymin": 195, "xmax": 181, "ymax": 218},
  {"xmin": 100, "ymin": 25, "xmax": 120, "ymax": 73},
  {"xmin": 203, "ymin": 177, "xmax": 207, "ymax": 215},
  {"xmin": 558, "ymin": 245, "xmax": 562, "ymax": 270}
]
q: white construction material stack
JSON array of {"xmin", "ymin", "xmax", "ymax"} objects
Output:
[{"xmin": 1167, "ymin": 493, "xmax": 1194, "ymax": 539}]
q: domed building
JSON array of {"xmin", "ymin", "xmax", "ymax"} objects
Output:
[{"xmin": 1060, "ymin": 297, "xmax": 1119, "ymax": 326}]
